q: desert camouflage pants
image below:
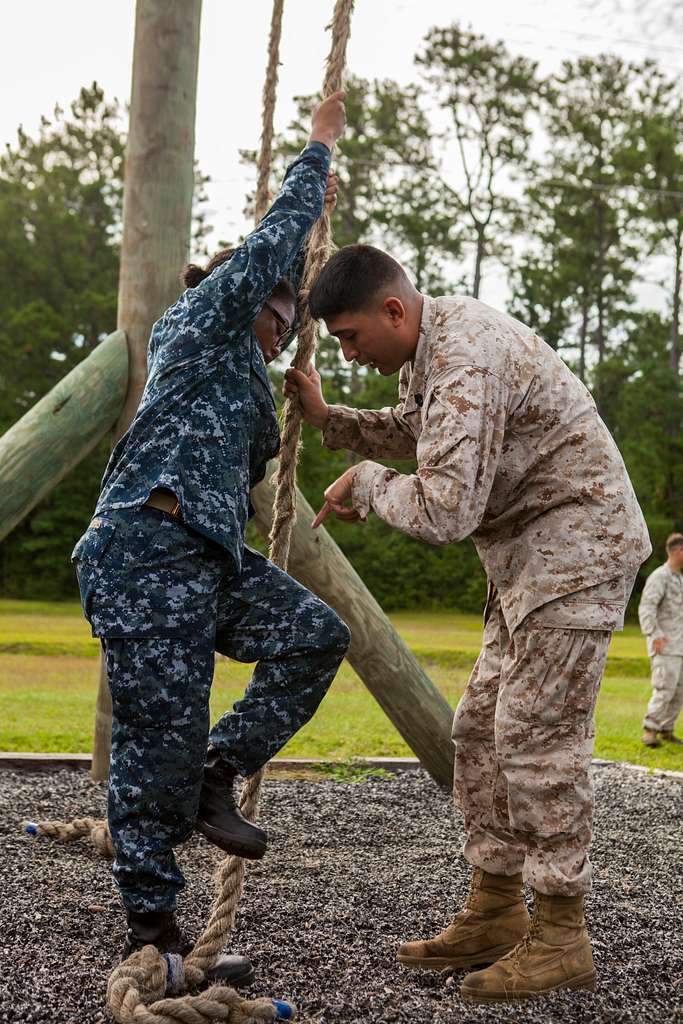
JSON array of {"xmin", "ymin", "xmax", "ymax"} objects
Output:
[
  {"xmin": 74, "ymin": 506, "xmax": 350, "ymax": 911},
  {"xmin": 452, "ymin": 596, "xmax": 611, "ymax": 896},
  {"xmin": 643, "ymin": 654, "xmax": 683, "ymax": 732}
]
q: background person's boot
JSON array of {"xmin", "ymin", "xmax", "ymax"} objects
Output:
[
  {"xmin": 396, "ymin": 868, "xmax": 530, "ymax": 971},
  {"xmin": 659, "ymin": 730, "xmax": 683, "ymax": 745},
  {"xmin": 460, "ymin": 891, "xmax": 596, "ymax": 1002},
  {"xmin": 123, "ymin": 909, "xmax": 255, "ymax": 987},
  {"xmin": 196, "ymin": 751, "xmax": 267, "ymax": 859},
  {"xmin": 642, "ymin": 728, "xmax": 661, "ymax": 748}
]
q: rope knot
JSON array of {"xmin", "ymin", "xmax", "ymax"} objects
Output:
[{"xmin": 107, "ymin": 944, "xmax": 168, "ymax": 1020}]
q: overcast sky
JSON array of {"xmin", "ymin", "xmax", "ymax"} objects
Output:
[{"xmin": 3, "ymin": 1, "xmax": 682, "ymax": 304}]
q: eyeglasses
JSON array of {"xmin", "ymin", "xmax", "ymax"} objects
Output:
[{"xmin": 263, "ymin": 300, "xmax": 294, "ymax": 346}]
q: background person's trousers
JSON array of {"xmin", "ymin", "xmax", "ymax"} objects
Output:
[
  {"xmin": 643, "ymin": 654, "xmax": 683, "ymax": 732},
  {"xmin": 452, "ymin": 597, "xmax": 611, "ymax": 897},
  {"xmin": 76, "ymin": 507, "xmax": 350, "ymax": 912}
]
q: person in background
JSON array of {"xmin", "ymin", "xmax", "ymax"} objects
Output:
[{"xmin": 638, "ymin": 533, "xmax": 683, "ymax": 747}]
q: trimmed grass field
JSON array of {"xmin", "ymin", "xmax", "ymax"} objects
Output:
[{"xmin": 1, "ymin": 600, "xmax": 681, "ymax": 771}]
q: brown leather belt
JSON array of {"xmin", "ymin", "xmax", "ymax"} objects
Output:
[{"xmin": 145, "ymin": 489, "xmax": 183, "ymax": 521}]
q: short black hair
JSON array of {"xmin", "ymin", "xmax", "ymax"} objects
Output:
[
  {"xmin": 666, "ymin": 532, "xmax": 683, "ymax": 554},
  {"xmin": 308, "ymin": 244, "xmax": 409, "ymax": 320}
]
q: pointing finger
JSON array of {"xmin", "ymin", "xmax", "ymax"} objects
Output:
[{"xmin": 311, "ymin": 501, "xmax": 333, "ymax": 530}]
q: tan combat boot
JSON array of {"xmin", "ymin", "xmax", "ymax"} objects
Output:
[
  {"xmin": 460, "ymin": 891, "xmax": 596, "ymax": 1002},
  {"xmin": 659, "ymin": 730, "xmax": 683, "ymax": 745},
  {"xmin": 642, "ymin": 728, "xmax": 661, "ymax": 748},
  {"xmin": 396, "ymin": 868, "xmax": 530, "ymax": 971}
]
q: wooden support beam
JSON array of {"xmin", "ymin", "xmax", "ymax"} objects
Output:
[
  {"xmin": 251, "ymin": 468, "xmax": 456, "ymax": 788},
  {"xmin": 92, "ymin": 0, "xmax": 203, "ymax": 781},
  {"xmin": 0, "ymin": 331, "xmax": 128, "ymax": 543}
]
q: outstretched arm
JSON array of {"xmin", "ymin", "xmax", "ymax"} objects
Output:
[
  {"xmin": 314, "ymin": 366, "xmax": 508, "ymax": 545},
  {"xmin": 154, "ymin": 93, "xmax": 346, "ymax": 363}
]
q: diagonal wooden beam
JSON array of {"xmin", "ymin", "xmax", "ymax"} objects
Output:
[
  {"xmin": 251, "ymin": 468, "xmax": 455, "ymax": 787},
  {"xmin": 0, "ymin": 330, "xmax": 128, "ymax": 543}
]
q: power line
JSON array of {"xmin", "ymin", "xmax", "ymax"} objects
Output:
[
  {"xmin": 536, "ymin": 179, "xmax": 683, "ymax": 201},
  {"xmin": 503, "ymin": 35, "xmax": 683, "ymax": 74},
  {"xmin": 282, "ymin": 156, "xmax": 683, "ymax": 201},
  {"xmin": 507, "ymin": 22, "xmax": 683, "ymax": 55}
]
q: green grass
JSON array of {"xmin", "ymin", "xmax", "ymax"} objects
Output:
[{"xmin": 1, "ymin": 600, "xmax": 681, "ymax": 772}]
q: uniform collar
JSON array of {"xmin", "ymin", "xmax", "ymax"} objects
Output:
[
  {"xmin": 402, "ymin": 294, "xmax": 433, "ymax": 414},
  {"xmin": 250, "ymin": 332, "xmax": 276, "ymax": 408}
]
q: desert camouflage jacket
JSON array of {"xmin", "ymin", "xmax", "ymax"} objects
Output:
[
  {"xmin": 323, "ymin": 294, "xmax": 651, "ymax": 633},
  {"xmin": 91, "ymin": 141, "xmax": 330, "ymax": 575}
]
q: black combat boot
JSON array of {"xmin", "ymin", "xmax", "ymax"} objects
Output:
[
  {"xmin": 196, "ymin": 751, "xmax": 267, "ymax": 859},
  {"xmin": 123, "ymin": 908, "xmax": 256, "ymax": 987},
  {"xmin": 123, "ymin": 909, "xmax": 190, "ymax": 959}
]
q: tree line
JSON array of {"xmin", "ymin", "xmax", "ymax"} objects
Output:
[{"xmin": 1, "ymin": 25, "xmax": 682, "ymax": 613}]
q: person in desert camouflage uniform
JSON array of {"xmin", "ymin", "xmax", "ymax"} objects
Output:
[
  {"xmin": 638, "ymin": 532, "xmax": 683, "ymax": 748},
  {"xmin": 71, "ymin": 94, "xmax": 349, "ymax": 972},
  {"xmin": 284, "ymin": 243, "xmax": 651, "ymax": 1003}
]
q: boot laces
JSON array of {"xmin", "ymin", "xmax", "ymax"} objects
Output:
[
  {"xmin": 465, "ymin": 869, "xmax": 482, "ymax": 910},
  {"xmin": 509, "ymin": 905, "xmax": 541, "ymax": 965}
]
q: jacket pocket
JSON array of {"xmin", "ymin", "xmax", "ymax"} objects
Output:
[{"xmin": 71, "ymin": 518, "xmax": 117, "ymax": 566}]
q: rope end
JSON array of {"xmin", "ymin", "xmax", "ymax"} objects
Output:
[
  {"xmin": 273, "ymin": 999, "xmax": 296, "ymax": 1020},
  {"xmin": 24, "ymin": 822, "xmax": 39, "ymax": 836}
]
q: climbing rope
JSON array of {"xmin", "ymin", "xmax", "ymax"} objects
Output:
[
  {"xmin": 268, "ymin": 0, "xmax": 354, "ymax": 569},
  {"xmin": 254, "ymin": 0, "xmax": 285, "ymax": 224},
  {"xmin": 24, "ymin": 3, "xmax": 354, "ymax": 1022}
]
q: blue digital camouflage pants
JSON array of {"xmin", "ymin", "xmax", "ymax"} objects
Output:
[{"xmin": 73, "ymin": 506, "xmax": 350, "ymax": 911}]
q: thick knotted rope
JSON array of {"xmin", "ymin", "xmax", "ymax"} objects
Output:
[
  {"xmin": 106, "ymin": 945, "xmax": 283, "ymax": 1024},
  {"xmin": 24, "ymin": 816, "xmax": 114, "ymax": 858},
  {"xmin": 268, "ymin": 0, "xmax": 355, "ymax": 570},
  {"xmin": 24, "ymin": 4, "xmax": 354, "ymax": 1022},
  {"xmin": 254, "ymin": 0, "xmax": 285, "ymax": 224}
]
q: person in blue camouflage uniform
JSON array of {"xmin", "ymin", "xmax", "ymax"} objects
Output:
[{"xmin": 71, "ymin": 94, "xmax": 349, "ymax": 963}]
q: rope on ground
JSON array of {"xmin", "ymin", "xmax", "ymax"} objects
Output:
[
  {"xmin": 107, "ymin": 945, "xmax": 283, "ymax": 1023},
  {"xmin": 24, "ymin": 816, "xmax": 114, "ymax": 858}
]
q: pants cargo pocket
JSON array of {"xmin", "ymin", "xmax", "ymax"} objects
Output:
[
  {"xmin": 493, "ymin": 620, "xmax": 610, "ymax": 837},
  {"xmin": 72, "ymin": 517, "xmax": 119, "ymax": 627},
  {"xmin": 77, "ymin": 509, "xmax": 221, "ymax": 641}
]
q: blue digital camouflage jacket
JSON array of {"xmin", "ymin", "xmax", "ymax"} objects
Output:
[{"xmin": 88, "ymin": 141, "xmax": 331, "ymax": 575}]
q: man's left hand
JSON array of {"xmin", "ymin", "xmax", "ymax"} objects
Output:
[{"xmin": 312, "ymin": 467, "xmax": 362, "ymax": 529}]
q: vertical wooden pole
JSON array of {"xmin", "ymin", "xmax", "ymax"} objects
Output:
[{"xmin": 91, "ymin": 0, "xmax": 203, "ymax": 781}]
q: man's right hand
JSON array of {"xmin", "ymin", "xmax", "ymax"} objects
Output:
[
  {"xmin": 653, "ymin": 636, "xmax": 668, "ymax": 655},
  {"xmin": 284, "ymin": 363, "xmax": 329, "ymax": 430},
  {"xmin": 310, "ymin": 90, "xmax": 346, "ymax": 150}
]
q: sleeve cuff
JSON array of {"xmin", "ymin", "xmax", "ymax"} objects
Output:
[
  {"xmin": 351, "ymin": 460, "xmax": 385, "ymax": 520},
  {"xmin": 284, "ymin": 141, "xmax": 331, "ymax": 186},
  {"xmin": 305, "ymin": 139, "xmax": 332, "ymax": 159}
]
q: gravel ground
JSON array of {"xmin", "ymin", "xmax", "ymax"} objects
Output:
[{"xmin": 0, "ymin": 765, "xmax": 681, "ymax": 1024}]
